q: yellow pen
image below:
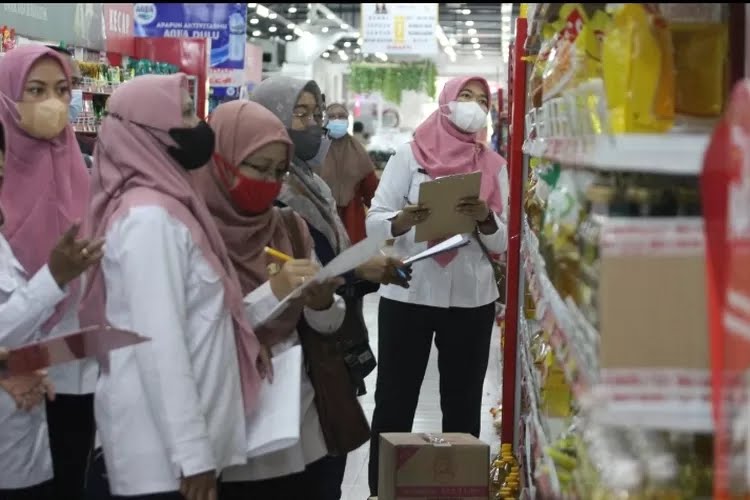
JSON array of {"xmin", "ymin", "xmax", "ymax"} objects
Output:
[{"xmin": 264, "ymin": 246, "xmax": 293, "ymax": 262}]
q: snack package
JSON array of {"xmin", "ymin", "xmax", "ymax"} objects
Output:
[
  {"xmin": 670, "ymin": 22, "xmax": 728, "ymax": 117},
  {"xmin": 529, "ymin": 20, "xmax": 564, "ymax": 108},
  {"xmin": 542, "ymin": 4, "xmax": 589, "ymax": 101},
  {"xmin": 602, "ymin": 4, "xmax": 675, "ymax": 133}
]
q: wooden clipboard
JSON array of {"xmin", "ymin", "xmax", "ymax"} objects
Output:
[{"xmin": 414, "ymin": 171, "xmax": 482, "ymax": 243}]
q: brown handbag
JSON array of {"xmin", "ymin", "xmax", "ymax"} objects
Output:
[{"xmin": 280, "ymin": 209, "xmax": 371, "ymax": 456}]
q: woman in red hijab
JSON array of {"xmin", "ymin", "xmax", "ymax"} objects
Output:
[{"xmin": 365, "ymin": 76, "xmax": 510, "ymax": 496}]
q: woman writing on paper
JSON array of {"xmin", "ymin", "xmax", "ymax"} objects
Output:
[
  {"xmin": 191, "ymin": 100, "xmax": 345, "ymax": 499},
  {"xmin": 0, "ymin": 112, "xmax": 103, "ymax": 498},
  {"xmin": 80, "ymin": 74, "xmax": 268, "ymax": 500},
  {"xmin": 365, "ymin": 76, "xmax": 510, "ymax": 496}
]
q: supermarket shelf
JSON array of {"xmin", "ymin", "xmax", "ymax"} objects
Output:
[
  {"xmin": 522, "ymin": 133, "xmax": 710, "ymax": 175},
  {"xmin": 520, "ymin": 218, "xmax": 714, "ymax": 433}
]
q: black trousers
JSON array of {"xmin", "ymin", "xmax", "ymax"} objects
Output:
[
  {"xmin": 368, "ymin": 298, "xmax": 495, "ymax": 495},
  {"xmin": 219, "ymin": 455, "xmax": 347, "ymax": 500},
  {"xmin": 0, "ymin": 481, "xmax": 53, "ymax": 500},
  {"xmin": 46, "ymin": 393, "xmax": 96, "ymax": 500}
]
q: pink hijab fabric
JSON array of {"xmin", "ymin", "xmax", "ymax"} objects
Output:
[
  {"xmin": 411, "ymin": 76, "xmax": 506, "ymax": 266},
  {"xmin": 80, "ymin": 74, "xmax": 262, "ymax": 415},
  {"xmin": 192, "ymin": 100, "xmax": 313, "ymax": 347},
  {"xmin": 0, "ymin": 45, "xmax": 89, "ymax": 330}
]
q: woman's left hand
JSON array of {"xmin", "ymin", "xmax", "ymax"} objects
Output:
[
  {"xmin": 356, "ymin": 255, "xmax": 411, "ymax": 288},
  {"xmin": 0, "ymin": 371, "xmax": 55, "ymax": 411},
  {"xmin": 455, "ymin": 196, "xmax": 490, "ymax": 222},
  {"xmin": 303, "ymin": 277, "xmax": 346, "ymax": 311}
]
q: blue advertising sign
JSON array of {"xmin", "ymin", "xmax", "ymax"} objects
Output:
[{"xmin": 133, "ymin": 3, "xmax": 247, "ymax": 86}]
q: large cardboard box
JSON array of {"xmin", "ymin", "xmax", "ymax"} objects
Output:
[{"xmin": 378, "ymin": 433, "xmax": 490, "ymax": 500}]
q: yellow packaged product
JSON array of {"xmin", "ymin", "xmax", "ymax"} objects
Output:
[
  {"xmin": 529, "ymin": 20, "xmax": 563, "ymax": 108},
  {"xmin": 602, "ymin": 4, "xmax": 675, "ymax": 133},
  {"xmin": 670, "ymin": 22, "xmax": 728, "ymax": 117}
]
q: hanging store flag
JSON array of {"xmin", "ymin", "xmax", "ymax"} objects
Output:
[
  {"xmin": 361, "ymin": 3, "xmax": 438, "ymax": 56},
  {"xmin": 133, "ymin": 3, "xmax": 247, "ymax": 87}
]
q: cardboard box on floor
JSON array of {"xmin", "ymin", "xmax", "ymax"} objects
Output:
[{"xmin": 378, "ymin": 433, "xmax": 490, "ymax": 500}]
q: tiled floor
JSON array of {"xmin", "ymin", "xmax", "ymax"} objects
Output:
[{"xmin": 341, "ymin": 294, "xmax": 503, "ymax": 500}]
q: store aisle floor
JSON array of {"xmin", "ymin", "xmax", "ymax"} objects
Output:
[{"xmin": 341, "ymin": 294, "xmax": 503, "ymax": 500}]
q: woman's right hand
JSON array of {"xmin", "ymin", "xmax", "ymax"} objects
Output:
[
  {"xmin": 391, "ymin": 204, "xmax": 431, "ymax": 236},
  {"xmin": 48, "ymin": 222, "xmax": 105, "ymax": 288},
  {"xmin": 269, "ymin": 259, "xmax": 320, "ymax": 301}
]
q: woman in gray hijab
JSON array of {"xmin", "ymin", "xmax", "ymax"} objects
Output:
[{"xmin": 244, "ymin": 76, "xmax": 409, "ymax": 499}]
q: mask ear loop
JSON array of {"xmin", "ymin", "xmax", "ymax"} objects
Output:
[{"xmin": 212, "ymin": 153, "xmax": 239, "ymax": 191}]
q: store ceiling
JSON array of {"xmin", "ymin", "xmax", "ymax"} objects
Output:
[{"xmin": 249, "ymin": 3, "xmax": 518, "ymax": 62}]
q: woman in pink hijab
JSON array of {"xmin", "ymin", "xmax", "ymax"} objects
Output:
[
  {"xmin": 191, "ymin": 100, "xmax": 346, "ymax": 500},
  {"xmin": 0, "ymin": 44, "xmax": 96, "ymax": 499},
  {"xmin": 80, "ymin": 74, "xmax": 267, "ymax": 500},
  {"xmin": 365, "ymin": 76, "xmax": 510, "ymax": 496}
]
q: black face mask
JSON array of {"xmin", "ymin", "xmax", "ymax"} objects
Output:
[
  {"xmin": 287, "ymin": 125, "xmax": 323, "ymax": 161},
  {"xmin": 166, "ymin": 121, "xmax": 216, "ymax": 170}
]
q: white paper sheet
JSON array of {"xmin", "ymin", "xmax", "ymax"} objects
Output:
[
  {"xmin": 245, "ymin": 345, "xmax": 302, "ymax": 458},
  {"xmin": 259, "ymin": 236, "xmax": 385, "ymax": 326},
  {"xmin": 402, "ymin": 234, "xmax": 471, "ymax": 265}
]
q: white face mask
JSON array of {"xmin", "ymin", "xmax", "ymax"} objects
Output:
[{"xmin": 447, "ymin": 100, "xmax": 488, "ymax": 133}]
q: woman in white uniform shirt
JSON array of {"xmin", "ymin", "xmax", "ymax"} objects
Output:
[
  {"xmin": 190, "ymin": 100, "xmax": 345, "ymax": 499},
  {"xmin": 80, "ymin": 74, "xmax": 269, "ymax": 500},
  {"xmin": 0, "ymin": 117, "xmax": 103, "ymax": 498},
  {"xmin": 366, "ymin": 76, "xmax": 509, "ymax": 496},
  {"xmin": 0, "ymin": 44, "xmax": 98, "ymax": 498}
]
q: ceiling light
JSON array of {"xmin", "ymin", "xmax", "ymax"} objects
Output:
[
  {"xmin": 327, "ymin": 13, "xmax": 335, "ymax": 20},
  {"xmin": 252, "ymin": 30, "xmax": 261, "ymax": 37},
  {"xmin": 322, "ymin": 26, "xmax": 329, "ymax": 33},
  {"xmin": 269, "ymin": 12, "xmax": 277, "ymax": 19},
  {"xmin": 502, "ymin": 25, "xmax": 512, "ymax": 33},
  {"xmin": 343, "ymin": 41, "xmax": 351, "ymax": 48},
  {"xmin": 341, "ymin": 23, "xmax": 349, "ymax": 29},
  {"xmin": 287, "ymin": 23, "xmax": 295, "ymax": 29},
  {"xmin": 354, "ymin": 48, "xmax": 361, "ymax": 54},
  {"xmin": 501, "ymin": 3, "xmax": 512, "ymax": 13},
  {"xmin": 285, "ymin": 34, "xmax": 293, "ymax": 40},
  {"xmin": 248, "ymin": 3, "xmax": 257, "ymax": 8},
  {"xmin": 467, "ymin": 28, "xmax": 477, "ymax": 35},
  {"xmin": 328, "ymin": 44, "xmax": 336, "ymax": 50},
  {"xmin": 250, "ymin": 18, "xmax": 259, "ymax": 24},
  {"xmin": 256, "ymin": 5, "xmax": 269, "ymax": 17},
  {"xmin": 357, "ymin": 37, "xmax": 363, "ymax": 45},
  {"xmin": 465, "ymin": 20, "xmax": 474, "ymax": 26},
  {"xmin": 462, "ymin": 9, "xmax": 471, "ymax": 15},
  {"xmin": 375, "ymin": 52, "xmax": 388, "ymax": 61},
  {"xmin": 306, "ymin": 19, "xmax": 311, "ymax": 23},
  {"xmin": 353, "ymin": 31, "xmax": 360, "ymax": 38},
  {"xmin": 470, "ymin": 37, "xmax": 479, "ymax": 43},
  {"xmin": 338, "ymin": 50, "xmax": 349, "ymax": 61},
  {"xmin": 288, "ymin": 6, "xmax": 297, "ymax": 13},
  {"xmin": 269, "ymin": 26, "xmax": 277, "ymax": 32},
  {"xmin": 322, "ymin": 51, "xmax": 330, "ymax": 58},
  {"xmin": 473, "ymin": 43, "xmax": 481, "ymax": 49},
  {"xmin": 294, "ymin": 26, "xmax": 304, "ymax": 36},
  {"xmin": 476, "ymin": 52, "xmax": 483, "ymax": 60}
]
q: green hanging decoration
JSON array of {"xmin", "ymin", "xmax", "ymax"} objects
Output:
[{"xmin": 349, "ymin": 60, "xmax": 438, "ymax": 104}]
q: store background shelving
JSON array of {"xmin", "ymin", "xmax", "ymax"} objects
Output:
[{"xmin": 495, "ymin": 3, "xmax": 739, "ymax": 498}]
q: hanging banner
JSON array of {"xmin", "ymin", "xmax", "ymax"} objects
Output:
[
  {"xmin": 0, "ymin": 3, "xmax": 105, "ymax": 49},
  {"xmin": 360, "ymin": 3, "xmax": 438, "ymax": 56},
  {"xmin": 103, "ymin": 3, "xmax": 134, "ymax": 55},
  {"xmin": 133, "ymin": 3, "xmax": 247, "ymax": 87}
]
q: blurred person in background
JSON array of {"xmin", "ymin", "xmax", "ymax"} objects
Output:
[
  {"xmin": 251, "ymin": 76, "xmax": 411, "ymax": 500},
  {"xmin": 365, "ymin": 76, "xmax": 509, "ymax": 496},
  {"xmin": 321, "ymin": 103, "xmax": 380, "ymax": 244},
  {"xmin": 194, "ymin": 99, "xmax": 346, "ymax": 500},
  {"xmin": 352, "ymin": 120, "xmax": 368, "ymax": 147},
  {"xmin": 0, "ymin": 109, "xmax": 102, "ymax": 500},
  {"xmin": 0, "ymin": 44, "xmax": 96, "ymax": 499},
  {"xmin": 81, "ymin": 74, "xmax": 268, "ymax": 500}
]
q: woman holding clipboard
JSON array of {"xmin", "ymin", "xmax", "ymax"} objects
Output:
[{"xmin": 365, "ymin": 76, "xmax": 509, "ymax": 496}]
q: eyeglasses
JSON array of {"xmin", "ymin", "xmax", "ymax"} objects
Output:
[{"xmin": 292, "ymin": 110, "xmax": 324, "ymax": 125}]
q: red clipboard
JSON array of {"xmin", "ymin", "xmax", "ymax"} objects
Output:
[{"xmin": 1, "ymin": 326, "xmax": 149, "ymax": 377}]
